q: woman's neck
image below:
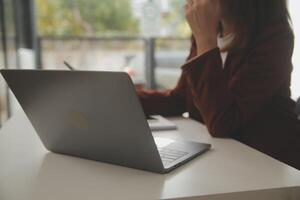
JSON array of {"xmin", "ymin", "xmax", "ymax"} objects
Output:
[{"xmin": 221, "ymin": 20, "xmax": 233, "ymax": 37}]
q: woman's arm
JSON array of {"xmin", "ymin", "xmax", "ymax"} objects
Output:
[
  {"xmin": 182, "ymin": 27, "xmax": 294, "ymax": 137},
  {"xmin": 136, "ymin": 35, "xmax": 198, "ymax": 117},
  {"xmin": 137, "ymin": 73, "xmax": 187, "ymax": 116}
]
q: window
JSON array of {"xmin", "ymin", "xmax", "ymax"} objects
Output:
[
  {"xmin": 35, "ymin": 0, "xmax": 189, "ymax": 89},
  {"xmin": 0, "ymin": 0, "xmax": 18, "ymax": 122},
  {"xmin": 289, "ymin": 0, "xmax": 300, "ymax": 99}
]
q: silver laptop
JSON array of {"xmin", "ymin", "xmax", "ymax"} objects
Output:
[{"xmin": 1, "ymin": 69, "xmax": 211, "ymax": 173}]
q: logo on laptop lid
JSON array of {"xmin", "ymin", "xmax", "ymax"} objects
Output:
[{"xmin": 67, "ymin": 111, "xmax": 90, "ymax": 130}]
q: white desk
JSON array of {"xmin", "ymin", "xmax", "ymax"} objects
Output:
[{"xmin": 1, "ymin": 110, "xmax": 300, "ymax": 200}]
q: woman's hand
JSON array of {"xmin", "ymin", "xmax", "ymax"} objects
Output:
[{"xmin": 185, "ymin": 0, "xmax": 220, "ymax": 56}]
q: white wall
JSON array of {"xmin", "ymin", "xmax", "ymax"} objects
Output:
[{"xmin": 289, "ymin": 0, "xmax": 300, "ymax": 99}]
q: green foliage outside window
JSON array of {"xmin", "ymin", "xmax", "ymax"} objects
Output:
[
  {"xmin": 36, "ymin": 0, "xmax": 138, "ymax": 36},
  {"xmin": 35, "ymin": 0, "xmax": 189, "ymax": 37}
]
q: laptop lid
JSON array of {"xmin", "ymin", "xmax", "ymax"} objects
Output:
[{"xmin": 1, "ymin": 69, "xmax": 164, "ymax": 173}]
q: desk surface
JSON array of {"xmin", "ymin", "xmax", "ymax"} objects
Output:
[{"xmin": 1, "ymin": 110, "xmax": 300, "ymax": 200}]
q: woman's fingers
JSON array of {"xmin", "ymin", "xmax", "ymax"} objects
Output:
[
  {"xmin": 184, "ymin": 0, "xmax": 193, "ymax": 21},
  {"xmin": 185, "ymin": 0, "xmax": 193, "ymax": 12},
  {"xmin": 186, "ymin": 0, "xmax": 194, "ymax": 6},
  {"xmin": 184, "ymin": 0, "xmax": 219, "ymax": 55},
  {"xmin": 190, "ymin": 0, "xmax": 220, "ymax": 24},
  {"xmin": 192, "ymin": 0, "xmax": 219, "ymax": 12}
]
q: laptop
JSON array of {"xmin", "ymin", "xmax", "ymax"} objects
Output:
[{"xmin": 1, "ymin": 69, "xmax": 211, "ymax": 173}]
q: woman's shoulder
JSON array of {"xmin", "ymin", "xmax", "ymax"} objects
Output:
[{"xmin": 251, "ymin": 22, "xmax": 294, "ymax": 49}]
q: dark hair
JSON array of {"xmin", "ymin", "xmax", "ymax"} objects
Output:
[{"xmin": 219, "ymin": 0, "xmax": 293, "ymax": 51}]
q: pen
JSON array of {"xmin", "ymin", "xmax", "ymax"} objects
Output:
[{"xmin": 64, "ymin": 61, "xmax": 75, "ymax": 71}]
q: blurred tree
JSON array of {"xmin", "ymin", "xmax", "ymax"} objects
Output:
[{"xmin": 35, "ymin": 0, "xmax": 139, "ymax": 36}]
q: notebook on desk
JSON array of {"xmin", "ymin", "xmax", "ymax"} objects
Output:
[{"xmin": 147, "ymin": 115, "xmax": 177, "ymax": 131}]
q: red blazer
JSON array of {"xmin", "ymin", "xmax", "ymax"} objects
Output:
[{"xmin": 137, "ymin": 23, "xmax": 300, "ymax": 170}]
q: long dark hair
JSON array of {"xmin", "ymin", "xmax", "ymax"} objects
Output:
[{"xmin": 219, "ymin": 0, "xmax": 293, "ymax": 51}]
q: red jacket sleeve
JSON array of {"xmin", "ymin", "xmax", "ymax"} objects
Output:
[
  {"xmin": 137, "ymin": 73, "xmax": 187, "ymax": 116},
  {"xmin": 182, "ymin": 27, "xmax": 294, "ymax": 137},
  {"xmin": 137, "ymin": 36, "xmax": 197, "ymax": 116}
]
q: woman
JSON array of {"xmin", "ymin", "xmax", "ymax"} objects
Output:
[{"xmin": 137, "ymin": 0, "xmax": 300, "ymax": 170}]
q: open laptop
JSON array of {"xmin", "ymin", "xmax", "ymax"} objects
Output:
[{"xmin": 1, "ymin": 69, "xmax": 211, "ymax": 173}]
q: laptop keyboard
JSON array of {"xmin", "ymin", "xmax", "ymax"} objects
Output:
[{"xmin": 158, "ymin": 147, "xmax": 188, "ymax": 165}]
